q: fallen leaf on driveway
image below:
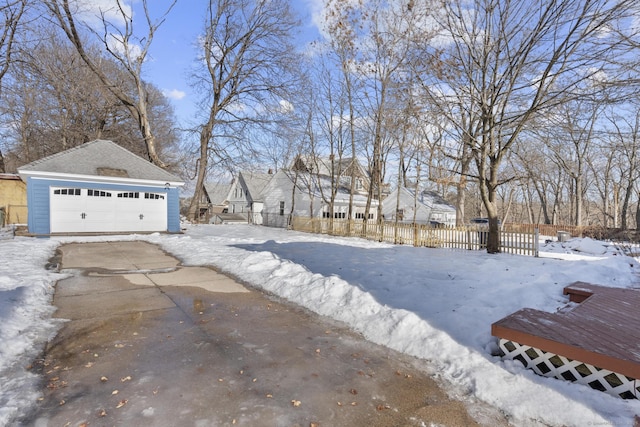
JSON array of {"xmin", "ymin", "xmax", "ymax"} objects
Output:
[
  {"xmin": 116, "ymin": 399, "xmax": 128, "ymax": 409},
  {"xmin": 120, "ymin": 376, "xmax": 132, "ymax": 382},
  {"xmin": 291, "ymin": 400, "xmax": 301, "ymax": 407}
]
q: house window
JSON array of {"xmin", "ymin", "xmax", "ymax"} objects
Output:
[
  {"xmin": 396, "ymin": 209, "xmax": 404, "ymax": 220},
  {"xmin": 323, "ymin": 211, "xmax": 331, "ymax": 218},
  {"xmin": 279, "ymin": 201, "xmax": 285, "ymax": 216},
  {"xmin": 355, "ymin": 178, "xmax": 363, "ymax": 190},
  {"xmin": 333, "ymin": 212, "xmax": 346, "ymax": 219},
  {"xmin": 355, "ymin": 212, "xmax": 364, "ymax": 219},
  {"xmin": 369, "ymin": 213, "xmax": 374, "ymax": 219}
]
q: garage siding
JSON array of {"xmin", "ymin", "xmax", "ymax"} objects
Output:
[
  {"xmin": 27, "ymin": 177, "xmax": 51, "ymax": 235},
  {"xmin": 166, "ymin": 187, "xmax": 180, "ymax": 233},
  {"xmin": 27, "ymin": 177, "xmax": 180, "ymax": 235}
]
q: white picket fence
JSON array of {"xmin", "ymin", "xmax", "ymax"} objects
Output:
[{"xmin": 291, "ymin": 217, "xmax": 539, "ymax": 256}]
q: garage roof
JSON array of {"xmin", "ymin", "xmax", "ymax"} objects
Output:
[{"xmin": 18, "ymin": 139, "xmax": 182, "ymax": 184}]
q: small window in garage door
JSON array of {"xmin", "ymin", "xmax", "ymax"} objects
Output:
[
  {"xmin": 53, "ymin": 188, "xmax": 81, "ymax": 195},
  {"xmin": 88, "ymin": 189, "xmax": 112, "ymax": 197},
  {"xmin": 144, "ymin": 192, "xmax": 165, "ymax": 200},
  {"xmin": 117, "ymin": 191, "xmax": 140, "ymax": 198}
]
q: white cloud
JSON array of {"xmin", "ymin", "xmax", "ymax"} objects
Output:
[
  {"xmin": 107, "ymin": 32, "xmax": 144, "ymax": 62},
  {"xmin": 72, "ymin": 0, "xmax": 133, "ymax": 27},
  {"xmin": 163, "ymin": 89, "xmax": 186, "ymax": 100},
  {"xmin": 279, "ymin": 99, "xmax": 294, "ymax": 113}
]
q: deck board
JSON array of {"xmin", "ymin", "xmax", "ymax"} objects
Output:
[{"xmin": 491, "ymin": 282, "xmax": 640, "ymax": 378}]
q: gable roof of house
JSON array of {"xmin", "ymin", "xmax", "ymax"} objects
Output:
[
  {"xmin": 293, "ymin": 155, "xmax": 368, "ymax": 178},
  {"xmin": 271, "ymin": 169, "xmax": 375, "ymax": 205},
  {"xmin": 389, "ymin": 187, "xmax": 456, "ymax": 212},
  {"xmin": 17, "ymin": 139, "xmax": 182, "ymax": 184},
  {"xmin": 204, "ymin": 182, "xmax": 232, "ymax": 205},
  {"xmin": 239, "ymin": 171, "xmax": 273, "ymax": 202}
]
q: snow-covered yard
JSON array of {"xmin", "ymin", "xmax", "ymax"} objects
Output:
[{"xmin": 2, "ymin": 224, "xmax": 640, "ymax": 426}]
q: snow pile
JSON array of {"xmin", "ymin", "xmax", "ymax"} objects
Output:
[
  {"xmin": 0, "ymin": 237, "xmax": 64, "ymax": 423},
  {"xmin": 2, "ymin": 225, "xmax": 640, "ymax": 426}
]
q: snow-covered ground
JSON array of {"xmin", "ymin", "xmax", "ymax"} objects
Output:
[{"xmin": 2, "ymin": 224, "xmax": 640, "ymax": 426}]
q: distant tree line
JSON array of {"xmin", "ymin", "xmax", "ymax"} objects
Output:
[{"xmin": 1, "ymin": 0, "xmax": 639, "ymax": 252}]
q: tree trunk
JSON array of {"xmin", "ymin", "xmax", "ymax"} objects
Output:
[
  {"xmin": 621, "ymin": 181, "xmax": 634, "ymax": 231},
  {"xmin": 575, "ymin": 174, "xmax": 583, "ymax": 226},
  {"xmin": 188, "ymin": 128, "xmax": 212, "ymax": 222},
  {"xmin": 635, "ymin": 191, "xmax": 640, "ymax": 231}
]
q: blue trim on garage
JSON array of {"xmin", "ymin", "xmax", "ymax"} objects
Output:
[
  {"xmin": 26, "ymin": 177, "xmax": 181, "ymax": 235},
  {"xmin": 166, "ymin": 187, "xmax": 180, "ymax": 233}
]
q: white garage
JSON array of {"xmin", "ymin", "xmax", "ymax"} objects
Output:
[{"xmin": 18, "ymin": 140, "xmax": 184, "ymax": 235}]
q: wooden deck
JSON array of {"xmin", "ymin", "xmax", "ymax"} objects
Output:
[{"xmin": 492, "ymin": 281, "xmax": 640, "ymax": 381}]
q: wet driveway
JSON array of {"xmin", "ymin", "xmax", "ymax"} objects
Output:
[{"xmin": 20, "ymin": 241, "xmax": 506, "ymax": 426}]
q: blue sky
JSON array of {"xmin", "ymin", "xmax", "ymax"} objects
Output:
[{"xmin": 122, "ymin": 0, "xmax": 323, "ymax": 126}]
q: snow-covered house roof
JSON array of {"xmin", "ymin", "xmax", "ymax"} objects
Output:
[
  {"xmin": 238, "ymin": 171, "xmax": 273, "ymax": 202},
  {"xmin": 288, "ymin": 170, "xmax": 374, "ymax": 204},
  {"xmin": 18, "ymin": 139, "xmax": 182, "ymax": 185},
  {"xmin": 382, "ymin": 187, "xmax": 456, "ymax": 225},
  {"xmin": 292, "ymin": 155, "xmax": 371, "ymax": 194},
  {"xmin": 203, "ymin": 182, "xmax": 232, "ymax": 205}
]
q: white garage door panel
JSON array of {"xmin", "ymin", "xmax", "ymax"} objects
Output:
[
  {"xmin": 50, "ymin": 187, "xmax": 167, "ymax": 233},
  {"xmin": 114, "ymin": 192, "xmax": 167, "ymax": 232},
  {"xmin": 50, "ymin": 188, "xmax": 85, "ymax": 233},
  {"xmin": 83, "ymin": 191, "xmax": 116, "ymax": 232}
]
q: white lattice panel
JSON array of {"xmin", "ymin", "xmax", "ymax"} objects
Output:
[{"xmin": 499, "ymin": 339, "xmax": 640, "ymax": 399}]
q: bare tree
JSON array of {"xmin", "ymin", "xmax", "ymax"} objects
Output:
[
  {"xmin": 0, "ymin": 0, "xmax": 26, "ymax": 172},
  {"xmin": 601, "ymin": 105, "xmax": 640, "ymax": 230},
  {"xmin": 1, "ymin": 27, "xmax": 179, "ymax": 170},
  {"xmin": 512, "ymin": 134, "xmax": 565, "ymax": 225},
  {"xmin": 0, "ymin": 0, "xmax": 24, "ymax": 88},
  {"xmin": 44, "ymin": 0, "xmax": 176, "ymax": 167},
  {"xmin": 187, "ymin": 0, "xmax": 300, "ymax": 221},
  {"xmin": 541, "ymin": 100, "xmax": 602, "ymax": 226},
  {"xmin": 414, "ymin": 0, "xmax": 638, "ymax": 252}
]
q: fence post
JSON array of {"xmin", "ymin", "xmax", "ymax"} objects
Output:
[{"xmin": 534, "ymin": 228, "xmax": 539, "ymax": 257}]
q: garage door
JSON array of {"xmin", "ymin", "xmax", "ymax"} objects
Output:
[{"xmin": 50, "ymin": 187, "xmax": 167, "ymax": 233}]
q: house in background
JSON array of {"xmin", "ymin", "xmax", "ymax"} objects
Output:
[
  {"xmin": 17, "ymin": 139, "xmax": 184, "ymax": 235},
  {"xmin": 204, "ymin": 182, "xmax": 232, "ymax": 215},
  {"xmin": 292, "ymin": 155, "xmax": 375, "ymax": 197},
  {"xmin": 382, "ymin": 187, "xmax": 457, "ymax": 226},
  {"xmin": 261, "ymin": 169, "xmax": 378, "ymax": 228},
  {"xmin": 227, "ymin": 171, "xmax": 273, "ymax": 224},
  {"xmin": 190, "ymin": 181, "xmax": 233, "ymax": 223},
  {"xmin": 0, "ymin": 173, "xmax": 27, "ymax": 226}
]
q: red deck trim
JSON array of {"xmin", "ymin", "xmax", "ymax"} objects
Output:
[{"xmin": 492, "ymin": 282, "xmax": 640, "ymax": 379}]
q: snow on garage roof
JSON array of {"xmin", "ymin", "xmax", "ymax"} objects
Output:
[{"xmin": 18, "ymin": 139, "xmax": 182, "ymax": 184}]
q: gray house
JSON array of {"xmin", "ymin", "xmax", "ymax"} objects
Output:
[
  {"xmin": 382, "ymin": 187, "xmax": 456, "ymax": 226},
  {"xmin": 261, "ymin": 169, "xmax": 378, "ymax": 228},
  {"xmin": 17, "ymin": 139, "xmax": 184, "ymax": 235},
  {"xmin": 227, "ymin": 171, "xmax": 273, "ymax": 224}
]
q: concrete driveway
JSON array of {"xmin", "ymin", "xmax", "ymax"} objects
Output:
[{"xmin": 20, "ymin": 241, "xmax": 506, "ymax": 427}]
